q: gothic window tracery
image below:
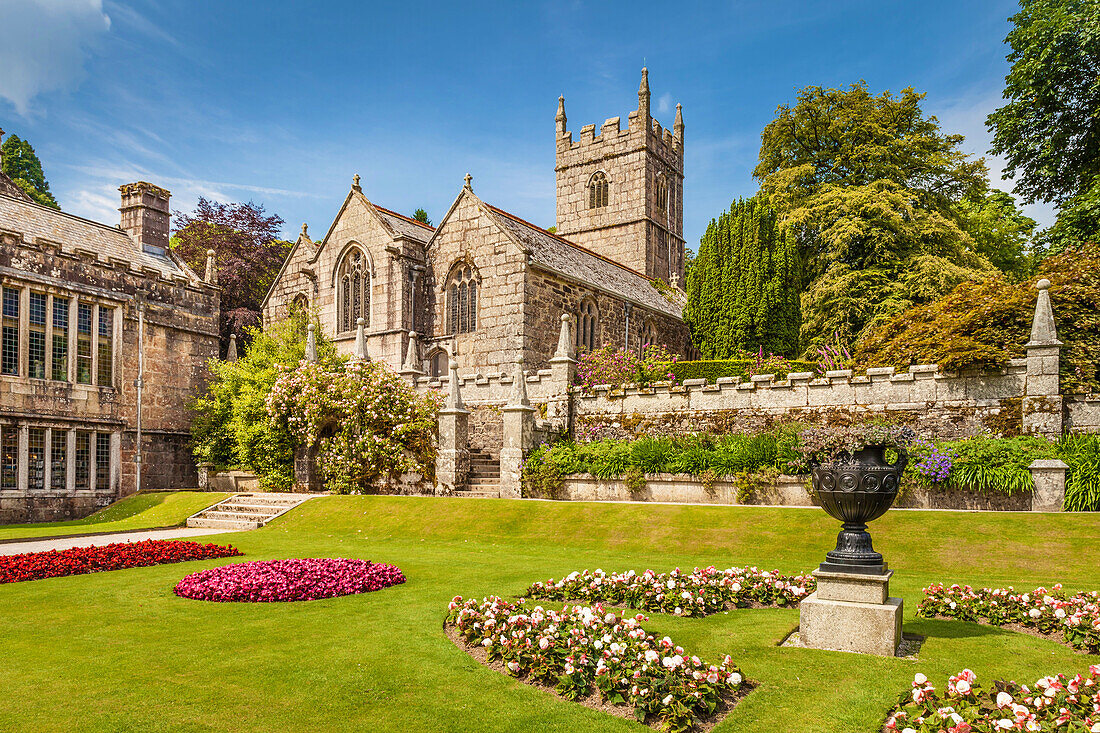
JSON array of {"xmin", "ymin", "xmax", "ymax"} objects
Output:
[
  {"xmin": 655, "ymin": 173, "xmax": 669, "ymax": 214},
  {"xmin": 576, "ymin": 298, "xmax": 598, "ymax": 353},
  {"xmin": 447, "ymin": 263, "xmax": 478, "ymax": 335},
  {"xmin": 337, "ymin": 247, "xmax": 370, "ymax": 333},
  {"xmin": 641, "ymin": 320, "xmax": 659, "ymax": 354},
  {"xmin": 588, "ymin": 171, "xmax": 609, "ymax": 210}
]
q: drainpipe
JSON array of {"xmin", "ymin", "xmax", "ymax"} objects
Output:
[
  {"xmin": 135, "ymin": 302, "xmax": 144, "ymax": 494},
  {"xmin": 624, "ymin": 303, "xmax": 632, "ymax": 351}
]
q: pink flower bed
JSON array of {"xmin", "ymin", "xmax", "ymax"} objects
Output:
[
  {"xmin": 885, "ymin": 667, "xmax": 1100, "ymax": 732},
  {"xmin": 174, "ymin": 558, "xmax": 405, "ymax": 602}
]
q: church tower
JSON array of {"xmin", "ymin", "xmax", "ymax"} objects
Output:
[{"xmin": 554, "ymin": 68, "xmax": 685, "ymax": 284}]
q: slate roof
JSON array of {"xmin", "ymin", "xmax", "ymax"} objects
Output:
[
  {"xmin": 373, "ymin": 204, "xmax": 434, "ymax": 243},
  {"xmin": 0, "ymin": 191, "xmax": 193, "ymax": 279},
  {"xmin": 0, "ymin": 170, "xmax": 31, "ymax": 202},
  {"xmin": 483, "ymin": 204, "xmax": 683, "ymax": 320}
]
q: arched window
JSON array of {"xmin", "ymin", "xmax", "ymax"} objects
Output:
[
  {"xmin": 337, "ymin": 247, "xmax": 370, "ymax": 333},
  {"xmin": 290, "ymin": 293, "xmax": 309, "ymax": 316},
  {"xmin": 641, "ymin": 320, "xmax": 659, "ymax": 355},
  {"xmin": 588, "ymin": 171, "xmax": 609, "ymax": 210},
  {"xmin": 447, "ymin": 263, "xmax": 478, "ymax": 334},
  {"xmin": 429, "ymin": 350, "xmax": 448, "ymax": 378},
  {"xmin": 576, "ymin": 298, "xmax": 598, "ymax": 353},
  {"xmin": 655, "ymin": 173, "xmax": 669, "ymax": 214}
]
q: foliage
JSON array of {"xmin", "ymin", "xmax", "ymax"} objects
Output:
[
  {"xmin": 171, "ymin": 197, "xmax": 292, "ymax": 353},
  {"xmin": 1037, "ymin": 173, "xmax": 1100, "ymax": 256},
  {"xmin": 525, "ymin": 566, "xmax": 816, "ymax": 617},
  {"xmin": 445, "ymin": 595, "xmax": 746, "ymax": 732},
  {"xmin": 956, "ymin": 188, "xmax": 1037, "ymax": 277},
  {"xmin": 908, "ymin": 439, "xmax": 956, "ymax": 484},
  {"xmin": 520, "ymin": 444, "xmax": 568, "ymax": 499},
  {"xmin": 662, "ymin": 356, "xmax": 817, "ymax": 383},
  {"xmin": 190, "ymin": 311, "xmax": 343, "ymax": 488},
  {"xmin": 918, "ymin": 582, "xmax": 1100, "ymax": 654},
  {"xmin": 622, "ymin": 467, "xmax": 647, "ymax": 501},
  {"xmin": 794, "ymin": 423, "xmax": 916, "ymax": 465},
  {"xmin": 574, "ymin": 344, "xmax": 677, "ymax": 389},
  {"xmin": 412, "ymin": 208, "xmax": 432, "ymax": 226},
  {"xmin": 1059, "ymin": 433, "xmax": 1100, "ymax": 511},
  {"xmin": 987, "ymin": 0, "xmax": 1100, "ymax": 206},
  {"xmin": 267, "ymin": 359, "xmax": 440, "ymax": 495},
  {"xmin": 814, "ymin": 332, "xmax": 853, "ymax": 373},
  {"xmin": 0, "ymin": 133, "xmax": 59, "ymax": 209},
  {"xmin": 946, "ymin": 436, "xmax": 1054, "ymax": 496},
  {"xmin": 174, "ymin": 559, "xmax": 406, "ymax": 602},
  {"xmin": 885, "ymin": 666, "xmax": 1100, "ymax": 732},
  {"xmin": 683, "ymin": 195, "xmax": 801, "ymax": 358}
]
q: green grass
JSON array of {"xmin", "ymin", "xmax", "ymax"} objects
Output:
[
  {"xmin": 0, "ymin": 491, "xmax": 229, "ymax": 541},
  {"xmin": 0, "ymin": 497, "xmax": 1097, "ymax": 732}
]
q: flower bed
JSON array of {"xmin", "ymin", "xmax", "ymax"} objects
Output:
[
  {"xmin": 174, "ymin": 558, "xmax": 405, "ymax": 602},
  {"xmin": 884, "ymin": 667, "xmax": 1100, "ymax": 733},
  {"xmin": 445, "ymin": 596, "xmax": 748, "ymax": 731},
  {"xmin": 918, "ymin": 583, "xmax": 1100, "ymax": 654},
  {"xmin": 525, "ymin": 566, "xmax": 815, "ymax": 617},
  {"xmin": 0, "ymin": 540, "xmax": 241, "ymax": 584}
]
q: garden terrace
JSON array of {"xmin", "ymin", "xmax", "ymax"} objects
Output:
[{"xmin": 1, "ymin": 496, "xmax": 1098, "ymax": 732}]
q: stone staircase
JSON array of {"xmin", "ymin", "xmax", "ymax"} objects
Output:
[
  {"xmin": 457, "ymin": 448, "xmax": 500, "ymax": 498},
  {"xmin": 186, "ymin": 493, "xmax": 316, "ymax": 530}
]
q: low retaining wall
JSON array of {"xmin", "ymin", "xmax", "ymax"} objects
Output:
[
  {"xmin": 0, "ymin": 491, "xmax": 115, "ymax": 523},
  {"xmin": 557, "ymin": 473, "xmax": 1048, "ymax": 511}
]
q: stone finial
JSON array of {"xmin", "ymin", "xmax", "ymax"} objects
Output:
[
  {"xmin": 352, "ymin": 174, "xmax": 361, "ymax": 192},
  {"xmin": 670, "ymin": 270, "xmax": 680, "ymax": 289},
  {"xmin": 445, "ymin": 359, "xmax": 465, "ymax": 410},
  {"xmin": 204, "ymin": 249, "xmax": 217, "ymax": 285},
  {"xmin": 226, "ymin": 333, "xmax": 238, "ymax": 362},
  {"xmin": 1028, "ymin": 278, "xmax": 1061, "ymax": 346},
  {"xmin": 556, "ymin": 95, "xmax": 567, "ymax": 136},
  {"xmin": 508, "ymin": 356, "xmax": 531, "ymax": 408},
  {"xmin": 553, "ymin": 313, "xmax": 574, "ymax": 361},
  {"xmin": 0, "ymin": 127, "xmax": 4, "ymax": 166},
  {"xmin": 673, "ymin": 103, "xmax": 684, "ymax": 143},
  {"xmin": 301, "ymin": 223, "xmax": 308, "ymax": 238},
  {"xmin": 305, "ymin": 323, "xmax": 317, "ymax": 363},
  {"xmin": 400, "ymin": 331, "xmax": 423, "ymax": 375},
  {"xmin": 463, "ymin": 173, "xmax": 473, "ymax": 191},
  {"xmin": 354, "ymin": 317, "xmax": 370, "ymax": 361},
  {"xmin": 638, "ymin": 67, "xmax": 650, "ymax": 117}
]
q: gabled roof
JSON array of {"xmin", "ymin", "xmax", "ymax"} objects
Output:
[
  {"xmin": 372, "ymin": 204, "xmax": 434, "ymax": 244},
  {"xmin": 0, "ymin": 170, "xmax": 32, "ymax": 202},
  {"xmin": 480, "ymin": 203, "xmax": 683, "ymax": 320},
  {"xmin": 0, "ymin": 191, "xmax": 196, "ymax": 280}
]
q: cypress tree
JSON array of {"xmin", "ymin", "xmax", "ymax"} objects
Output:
[
  {"xmin": 0, "ymin": 134, "xmax": 59, "ymax": 210},
  {"xmin": 683, "ymin": 195, "xmax": 801, "ymax": 358}
]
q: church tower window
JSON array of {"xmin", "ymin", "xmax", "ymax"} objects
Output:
[
  {"xmin": 337, "ymin": 248, "xmax": 370, "ymax": 333},
  {"xmin": 655, "ymin": 173, "xmax": 669, "ymax": 214},
  {"xmin": 447, "ymin": 264, "xmax": 477, "ymax": 335},
  {"xmin": 588, "ymin": 171, "xmax": 609, "ymax": 210},
  {"xmin": 576, "ymin": 298, "xmax": 598, "ymax": 353}
]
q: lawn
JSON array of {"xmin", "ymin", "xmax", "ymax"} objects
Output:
[
  {"xmin": 1, "ymin": 497, "xmax": 1097, "ymax": 732},
  {"xmin": 0, "ymin": 491, "xmax": 228, "ymax": 542}
]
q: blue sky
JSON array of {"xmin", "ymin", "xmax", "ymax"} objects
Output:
[{"xmin": 0, "ymin": 0, "xmax": 1053, "ymax": 250}]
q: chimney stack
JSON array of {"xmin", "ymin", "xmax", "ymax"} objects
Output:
[{"xmin": 119, "ymin": 182, "xmax": 171, "ymax": 256}]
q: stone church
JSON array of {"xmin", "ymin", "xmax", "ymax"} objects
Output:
[{"xmin": 263, "ymin": 69, "xmax": 693, "ymax": 375}]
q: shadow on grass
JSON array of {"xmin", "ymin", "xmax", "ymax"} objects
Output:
[{"xmin": 907, "ymin": 618, "xmax": 1011, "ymax": 640}]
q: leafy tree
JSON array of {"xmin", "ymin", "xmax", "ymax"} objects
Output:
[
  {"xmin": 683, "ymin": 196, "xmax": 801, "ymax": 358},
  {"xmin": 1036, "ymin": 175, "xmax": 1100, "ymax": 256},
  {"xmin": 171, "ymin": 197, "xmax": 291, "ymax": 353},
  {"xmin": 753, "ymin": 83, "xmax": 999, "ymax": 350},
  {"xmin": 412, "ymin": 208, "xmax": 432, "ymax": 226},
  {"xmin": 0, "ymin": 133, "xmax": 59, "ymax": 209},
  {"xmin": 957, "ymin": 189, "xmax": 1037, "ymax": 277},
  {"xmin": 987, "ymin": 0, "xmax": 1100, "ymax": 206}
]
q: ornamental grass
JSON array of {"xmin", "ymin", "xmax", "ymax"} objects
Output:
[
  {"xmin": 174, "ymin": 558, "xmax": 405, "ymax": 602},
  {"xmin": 884, "ymin": 667, "xmax": 1100, "ymax": 733},
  {"xmin": 445, "ymin": 596, "xmax": 747, "ymax": 732},
  {"xmin": 0, "ymin": 539, "xmax": 241, "ymax": 584},
  {"xmin": 525, "ymin": 566, "xmax": 815, "ymax": 618},
  {"xmin": 919, "ymin": 583, "xmax": 1100, "ymax": 654}
]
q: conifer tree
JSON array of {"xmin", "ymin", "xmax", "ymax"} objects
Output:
[
  {"xmin": 1, "ymin": 133, "xmax": 59, "ymax": 209},
  {"xmin": 684, "ymin": 196, "xmax": 801, "ymax": 358}
]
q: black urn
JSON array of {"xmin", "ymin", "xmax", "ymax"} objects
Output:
[{"xmin": 811, "ymin": 445, "xmax": 907, "ymax": 575}]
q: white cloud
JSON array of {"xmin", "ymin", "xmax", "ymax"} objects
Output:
[
  {"xmin": 657, "ymin": 92, "xmax": 673, "ymax": 115},
  {"xmin": 0, "ymin": 0, "xmax": 111, "ymax": 116}
]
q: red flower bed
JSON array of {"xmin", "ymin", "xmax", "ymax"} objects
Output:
[
  {"xmin": 173, "ymin": 558, "xmax": 406, "ymax": 602},
  {"xmin": 0, "ymin": 540, "xmax": 242, "ymax": 584}
]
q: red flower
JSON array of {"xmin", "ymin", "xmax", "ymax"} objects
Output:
[{"xmin": 0, "ymin": 540, "xmax": 242, "ymax": 584}]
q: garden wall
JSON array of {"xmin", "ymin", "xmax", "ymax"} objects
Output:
[{"xmin": 1066, "ymin": 395, "xmax": 1100, "ymax": 434}]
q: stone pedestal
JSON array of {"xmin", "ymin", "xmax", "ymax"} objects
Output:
[
  {"xmin": 436, "ymin": 406, "xmax": 470, "ymax": 495},
  {"xmin": 799, "ymin": 570, "xmax": 903, "ymax": 657},
  {"xmin": 1029, "ymin": 458, "xmax": 1068, "ymax": 512}
]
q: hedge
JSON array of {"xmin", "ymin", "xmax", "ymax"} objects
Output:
[{"xmin": 662, "ymin": 359, "xmax": 819, "ymax": 384}]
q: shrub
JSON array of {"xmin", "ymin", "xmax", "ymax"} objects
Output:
[
  {"xmin": 947, "ymin": 435, "xmax": 1055, "ymax": 495},
  {"xmin": 1060, "ymin": 433, "xmax": 1100, "ymax": 511},
  {"xmin": 174, "ymin": 558, "xmax": 406, "ymax": 602},
  {"xmin": 575, "ymin": 344, "xmax": 677, "ymax": 389},
  {"xmin": 794, "ymin": 424, "xmax": 917, "ymax": 464},
  {"xmin": 662, "ymin": 356, "xmax": 817, "ymax": 384},
  {"xmin": 0, "ymin": 540, "xmax": 241, "ymax": 584}
]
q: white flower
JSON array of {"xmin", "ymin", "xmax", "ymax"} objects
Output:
[
  {"xmin": 727, "ymin": 672, "xmax": 742, "ymax": 685},
  {"xmin": 662, "ymin": 694, "xmax": 673, "ymax": 706},
  {"xmin": 955, "ymin": 679, "xmax": 971, "ymax": 694},
  {"xmin": 914, "ymin": 673, "xmax": 927, "ymax": 685},
  {"xmin": 996, "ymin": 691, "xmax": 1013, "ymax": 707},
  {"xmin": 645, "ymin": 650, "xmax": 659, "ymax": 663}
]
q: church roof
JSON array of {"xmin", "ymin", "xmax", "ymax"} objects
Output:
[
  {"xmin": 482, "ymin": 203, "xmax": 683, "ymax": 320},
  {"xmin": 0, "ymin": 191, "xmax": 195, "ymax": 280},
  {"xmin": 0, "ymin": 170, "xmax": 32, "ymax": 202},
  {"xmin": 372, "ymin": 204, "xmax": 434, "ymax": 243}
]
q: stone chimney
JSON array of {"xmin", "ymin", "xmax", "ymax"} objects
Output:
[{"xmin": 119, "ymin": 182, "xmax": 171, "ymax": 256}]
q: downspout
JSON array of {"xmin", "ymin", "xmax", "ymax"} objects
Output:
[
  {"xmin": 624, "ymin": 303, "xmax": 632, "ymax": 351},
  {"xmin": 135, "ymin": 302, "xmax": 144, "ymax": 494}
]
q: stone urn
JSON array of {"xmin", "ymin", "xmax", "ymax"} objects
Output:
[{"xmin": 811, "ymin": 445, "xmax": 907, "ymax": 575}]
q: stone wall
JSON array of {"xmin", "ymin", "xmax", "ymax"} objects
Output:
[{"xmin": 1066, "ymin": 395, "xmax": 1100, "ymax": 434}]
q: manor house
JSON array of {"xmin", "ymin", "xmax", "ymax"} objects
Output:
[
  {"xmin": 262, "ymin": 69, "xmax": 693, "ymax": 375},
  {"xmin": 0, "ymin": 135, "xmax": 220, "ymax": 521}
]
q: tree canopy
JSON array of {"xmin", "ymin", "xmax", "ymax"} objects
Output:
[
  {"xmin": 412, "ymin": 208, "xmax": 432, "ymax": 226},
  {"xmin": 1, "ymin": 133, "xmax": 59, "ymax": 209},
  {"xmin": 171, "ymin": 197, "xmax": 291, "ymax": 353}
]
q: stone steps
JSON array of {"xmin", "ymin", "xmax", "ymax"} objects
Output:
[{"xmin": 186, "ymin": 493, "xmax": 315, "ymax": 531}]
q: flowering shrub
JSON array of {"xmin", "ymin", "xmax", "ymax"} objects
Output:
[
  {"xmin": 794, "ymin": 423, "xmax": 916, "ymax": 465},
  {"xmin": 0, "ymin": 540, "xmax": 241, "ymax": 584},
  {"xmin": 814, "ymin": 332, "xmax": 853, "ymax": 374},
  {"xmin": 910, "ymin": 439, "xmax": 957, "ymax": 484},
  {"xmin": 267, "ymin": 358, "xmax": 440, "ymax": 494},
  {"xmin": 174, "ymin": 558, "xmax": 405, "ymax": 602},
  {"xmin": 525, "ymin": 566, "xmax": 815, "ymax": 618},
  {"xmin": 885, "ymin": 667, "xmax": 1100, "ymax": 733},
  {"xmin": 575, "ymin": 344, "xmax": 678, "ymax": 390},
  {"xmin": 445, "ymin": 596, "xmax": 746, "ymax": 731},
  {"xmin": 919, "ymin": 582, "xmax": 1100, "ymax": 654}
]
